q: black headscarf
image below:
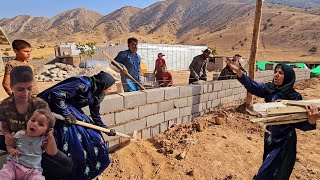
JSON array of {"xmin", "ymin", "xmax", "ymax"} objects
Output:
[
  {"xmin": 266, "ymin": 63, "xmax": 299, "ymax": 100},
  {"xmin": 90, "ymin": 71, "xmax": 116, "ymax": 102}
]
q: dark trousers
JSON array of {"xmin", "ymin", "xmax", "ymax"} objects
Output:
[
  {"xmin": 189, "ymin": 75, "xmax": 207, "ymax": 84},
  {"xmin": 0, "ymin": 135, "xmax": 73, "ymax": 180}
]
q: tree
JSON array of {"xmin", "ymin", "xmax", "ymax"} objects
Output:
[
  {"xmin": 208, "ymin": 47, "xmax": 218, "ymax": 56},
  {"xmin": 76, "ymin": 42, "xmax": 96, "ymax": 67}
]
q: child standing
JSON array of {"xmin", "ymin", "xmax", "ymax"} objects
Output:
[
  {"xmin": 2, "ymin": 39, "xmax": 39, "ymax": 96},
  {"xmin": 0, "ymin": 109, "xmax": 57, "ymax": 180}
]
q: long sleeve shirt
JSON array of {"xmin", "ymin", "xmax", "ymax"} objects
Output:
[
  {"xmin": 38, "ymin": 77, "xmax": 106, "ymax": 128},
  {"xmin": 189, "ymin": 55, "xmax": 207, "ymax": 79},
  {"xmin": 114, "ymin": 50, "xmax": 141, "ymax": 83}
]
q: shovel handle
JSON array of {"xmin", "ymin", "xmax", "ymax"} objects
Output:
[
  {"xmin": 52, "ymin": 113, "xmax": 130, "ymax": 138},
  {"xmin": 102, "ymin": 51, "xmax": 146, "ymax": 90},
  {"xmin": 75, "ymin": 121, "xmax": 130, "ymax": 138}
]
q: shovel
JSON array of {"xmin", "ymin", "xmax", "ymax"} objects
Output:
[
  {"xmin": 102, "ymin": 51, "xmax": 146, "ymax": 90},
  {"xmin": 52, "ymin": 113, "xmax": 136, "ymax": 139}
]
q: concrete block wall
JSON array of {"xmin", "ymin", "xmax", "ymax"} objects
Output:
[{"xmin": 82, "ymin": 68, "xmax": 310, "ymax": 152}]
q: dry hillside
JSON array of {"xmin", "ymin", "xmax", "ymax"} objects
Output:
[{"xmin": 0, "ymin": 0, "xmax": 319, "ymax": 61}]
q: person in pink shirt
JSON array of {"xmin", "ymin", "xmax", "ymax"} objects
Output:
[{"xmin": 158, "ymin": 66, "xmax": 173, "ymax": 87}]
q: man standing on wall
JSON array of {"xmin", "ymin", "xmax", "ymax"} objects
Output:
[
  {"xmin": 188, "ymin": 48, "xmax": 212, "ymax": 84},
  {"xmin": 114, "ymin": 37, "xmax": 141, "ymax": 92}
]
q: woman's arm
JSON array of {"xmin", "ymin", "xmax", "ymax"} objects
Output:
[
  {"xmin": 226, "ymin": 60, "xmax": 269, "ymax": 98},
  {"xmin": 89, "ymin": 102, "xmax": 106, "ymax": 128},
  {"xmin": 44, "ymin": 128, "xmax": 58, "ymax": 156}
]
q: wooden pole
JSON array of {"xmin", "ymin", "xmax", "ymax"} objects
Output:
[{"xmin": 246, "ymin": 0, "xmax": 263, "ymax": 106}]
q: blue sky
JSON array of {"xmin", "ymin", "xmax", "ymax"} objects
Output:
[{"xmin": 0, "ymin": 0, "xmax": 161, "ymax": 19}]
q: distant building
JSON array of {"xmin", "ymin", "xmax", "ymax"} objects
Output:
[{"xmin": 54, "ymin": 42, "xmax": 82, "ymax": 66}]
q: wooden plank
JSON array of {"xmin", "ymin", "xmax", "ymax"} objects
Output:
[
  {"xmin": 282, "ymin": 101, "xmax": 320, "ymax": 108},
  {"xmin": 251, "ymin": 113, "xmax": 307, "ymax": 123},
  {"xmin": 264, "ymin": 119, "xmax": 307, "ymax": 126},
  {"xmin": 267, "ymin": 106, "xmax": 307, "ymax": 116}
]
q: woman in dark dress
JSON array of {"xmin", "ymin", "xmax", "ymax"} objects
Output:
[
  {"xmin": 226, "ymin": 62, "xmax": 318, "ymax": 180},
  {"xmin": 38, "ymin": 71, "xmax": 116, "ymax": 180}
]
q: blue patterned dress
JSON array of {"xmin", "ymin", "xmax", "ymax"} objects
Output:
[{"xmin": 38, "ymin": 77, "xmax": 110, "ymax": 180}]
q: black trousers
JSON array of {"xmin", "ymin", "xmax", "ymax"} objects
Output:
[{"xmin": 0, "ymin": 135, "xmax": 73, "ymax": 180}]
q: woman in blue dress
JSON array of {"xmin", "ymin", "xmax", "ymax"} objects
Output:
[
  {"xmin": 226, "ymin": 62, "xmax": 318, "ymax": 180},
  {"xmin": 38, "ymin": 71, "xmax": 116, "ymax": 180}
]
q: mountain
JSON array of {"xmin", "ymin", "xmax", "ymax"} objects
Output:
[{"xmin": 0, "ymin": 0, "xmax": 319, "ymax": 61}]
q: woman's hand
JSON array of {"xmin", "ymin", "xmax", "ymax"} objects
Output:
[
  {"xmin": 306, "ymin": 103, "xmax": 319, "ymax": 125},
  {"xmin": 5, "ymin": 132, "xmax": 15, "ymax": 147},
  {"xmin": 225, "ymin": 58, "xmax": 244, "ymax": 78}
]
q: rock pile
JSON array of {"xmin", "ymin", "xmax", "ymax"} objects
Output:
[{"xmin": 35, "ymin": 63, "xmax": 120, "ymax": 82}]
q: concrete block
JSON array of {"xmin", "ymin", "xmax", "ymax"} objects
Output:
[
  {"xmin": 212, "ymin": 99, "xmax": 221, "ymax": 108},
  {"xmin": 226, "ymin": 89, "xmax": 233, "ymax": 96},
  {"xmin": 240, "ymin": 93, "xmax": 247, "ymax": 99},
  {"xmin": 151, "ymin": 125, "xmax": 160, "ymax": 137},
  {"xmin": 200, "ymin": 111, "xmax": 205, "ymax": 116},
  {"xmin": 120, "ymin": 91, "xmax": 146, "ymax": 109},
  {"xmin": 221, "ymin": 97, "xmax": 228, "ymax": 105},
  {"xmin": 229, "ymin": 80, "xmax": 236, "ymax": 89},
  {"xmin": 180, "ymin": 106, "xmax": 192, "ymax": 117},
  {"xmin": 209, "ymin": 92, "xmax": 218, "ymax": 100},
  {"xmin": 207, "ymin": 101, "xmax": 212, "ymax": 109},
  {"xmin": 112, "ymin": 125, "xmax": 126, "ymax": 134},
  {"xmin": 207, "ymin": 83, "xmax": 213, "ymax": 93},
  {"xmin": 100, "ymin": 94, "xmax": 124, "ymax": 113},
  {"xmin": 201, "ymin": 84, "xmax": 208, "ymax": 94},
  {"xmin": 213, "ymin": 81, "xmax": 222, "ymax": 91},
  {"xmin": 125, "ymin": 118, "xmax": 147, "ymax": 134},
  {"xmin": 142, "ymin": 128, "xmax": 151, "ymax": 139},
  {"xmin": 146, "ymin": 113, "xmax": 164, "ymax": 127},
  {"xmin": 234, "ymin": 81, "xmax": 242, "ymax": 88},
  {"xmin": 202, "ymin": 102, "xmax": 207, "ymax": 110},
  {"xmin": 160, "ymin": 122, "xmax": 168, "ymax": 133},
  {"xmin": 164, "ymin": 87, "xmax": 180, "ymax": 100},
  {"xmin": 192, "ymin": 112, "xmax": 201, "ymax": 119},
  {"xmin": 174, "ymin": 97, "xmax": 188, "ymax": 108},
  {"xmin": 158, "ymin": 100, "xmax": 174, "ymax": 112},
  {"xmin": 192, "ymin": 103, "xmax": 202, "ymax": 114},
  {"xmin": 204, "ymin": 109, "xmax": 210, "ymax": 114},
  {"xmin": 165, "ymin": 109, "xmax": 180, "ymax": 121},
  {"xmin": 115, "ymin": 108, "xmax": 138, "ymax": 124},
  {"xmin": 176, "ymin": 117, "xmax": 182, "ymax": 124},
  {"xmin": 188, "ymin": 95, "xmax": 200, "ymax": 105},
  {"xmin": 222, "ymin": 81, "xmax": 230, "ymax": 90},
  {"xmin": 218, "ymin": 90, "xmax": 226, "ymax": 98},
  {"xmin": 191, "ymin": 85, "xmax": 202, "ymax": 95},
  {"xmin": 227, "ymin": 95, "xmax": 235, "ymax": 103},
  {"xmin": 145, "ymin": 88, "xmax": 165, "ymax": 104},
  {"xmin": 106, "ymin": 138, "xmax": 120, "ymax": 152},
  {"xmin": 101, "ymin": 113, "xmax": 115, "ymax": 127},
  {"xmin": 200, "ymin": 94, "xmax": 209, "ymax": 103},
  {"xmin": 181, "ymin": 116, "xmax": 191, "ymax": 123},
  {"xmin": 179, "ymin": 86, "xmax": 193, "ymax": 97},
  {"xmin": 139, "ymin": 103, "xmax": 158, "ymax": 118},
  {"xmin": 168, "ymin": 119, "xmax": 175, "ymax": 128}
]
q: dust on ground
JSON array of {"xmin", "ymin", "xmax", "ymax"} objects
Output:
[{"xmin": 98, "ymin": 77, "xmax": 320, "ymax": 180}]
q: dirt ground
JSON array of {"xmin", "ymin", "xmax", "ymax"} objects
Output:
[{"xmin": 0, "ymin": 69, "xmax": 319, "ymax": 180}]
